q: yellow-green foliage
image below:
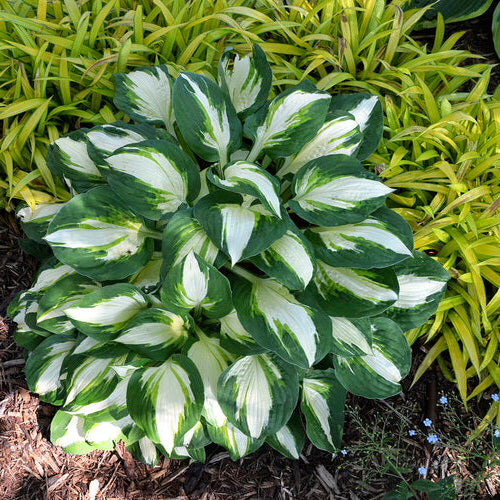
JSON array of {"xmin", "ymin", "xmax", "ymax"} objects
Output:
[{"xmin": 1, "ymin": 0, "xmax": 499, "ymax": 430}]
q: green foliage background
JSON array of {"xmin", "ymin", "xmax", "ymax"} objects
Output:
[{"xmin": 1, "ymin": 0, "xmax": 499, "ymax": 433}]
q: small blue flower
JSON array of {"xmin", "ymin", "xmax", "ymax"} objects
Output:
[
  {"xmin": 494, "ymin": 429, "xmax": 500, "ymax": 438},
  {"xmin": 418, "ymin": 466, "xmax": 427, "ymax": 475},
  {"xmin": 439, "ymin": 396, "xmax": 448, "ymax": 404},
  {"xmin": 427, "ymin": 434, "xmax": 438, "ymax": 444},
  {"xmin": 408, "ymin": 429, "xmax": 416, "ymax": 436},
  {"xmin": 423, "ymin": 418, "xmax": 432, "ymax": 427},
  {"xmin": 341, "ymin": 449, "xmax": 347, "ymax": 456},
  {"xmin": 492, "ymin": 393, "xmax": 499, "ymax": 402}
]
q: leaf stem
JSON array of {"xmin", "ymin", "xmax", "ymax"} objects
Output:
[
  {"xmin": 140, "ymin": 228, "xmax": 163, "ymax": 240},
  {"xmin": 224, "ymin": 263, "xmax": 258, "ymax": 283}
]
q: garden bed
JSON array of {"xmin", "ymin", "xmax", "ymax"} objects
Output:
[{"xmin": 1, "ymin": 4, "xmax": 500, "ymax": 499}]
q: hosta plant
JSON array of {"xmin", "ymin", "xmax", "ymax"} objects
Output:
[{"xmin": 8, "ymin": 45, "xmax": 450, "ymax": 464}]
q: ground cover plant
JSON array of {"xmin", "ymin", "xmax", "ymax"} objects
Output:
[{"xmin": 6, "ymin": 45, "xmax": 451, "ymax": 464}]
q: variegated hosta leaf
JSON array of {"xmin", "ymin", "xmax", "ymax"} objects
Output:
[
  {"xmin": 194, "ymin": 192, "xmax": 287, "ymax": 266},
  {"xmin": 329, "ymin": 93, "xmax": 383, "ymax": 160},
  {"xmin": 17, "ymin": 203, "xmax": 65, "ymax": 243},
  {"xmin": 172, "ymin": 72, "xmax": 241, "ymax": 163},
  {"xmin": 384, "ymin": 251, "xmax": 450, "ymax": 331},
  {"xmin": 289, "ymin": 155, "xmax": 393, "ymax": 227},
  {"xmin": 67, "ymin": 375, "xmax": 131, "ymax": 422},
  {"xmin": 37, "ymin": 274, "xmax": 100, "ymax": 334},
  {"xmin": 207, "ymin": 161, "xmax": 281, "ymax": 217},
  {"xmin": 126, "ymin": 354, "xmax": 204, "ymax": 453},
  {"xmin": 218, "ymin": 43, "xmax": 272, "ymax": 117},
  {"xmin": 114, "ymin": 307, "xmax": 189, "ymax": 361},
  {"xmin": 160, "ymin": 251, "xmax": 232, "ymax": 319},
  {"xmin": 47, "ymin": 129, "xmax": 103, "ymax": 191},
  {"xmin": 83, "ymin": 415, "xmax": 134, "ymax": 449},
  {"xmin": 187, "ymin": 331, "xmax": 233, "ymax": 427},
  {"xmin": 231, "ymin": 271, "xmax": 332, "ymax": 369},
  {"xmin": 157, "ymin": 421, "xmax": 210, "ymax": 461},
  {"xmin": 333, "ymin": 317, "xmax": 411, "ymax": 398},
  {"xmin": 50, "ymin": 411, "xmax": 96, "ymax": 454},
  {"xmin": 303, "ymin": 260, "xmax": 399, "ymax": 318},
  {"xmin": 301, "ymin": 368, "xmax": 346, "ymax": 454},
  {"xmin": 8, "ymin": 291, "xmax": 50, "ymax": 341},
  {"xmin": 28, "ymin": 260, "xmax": 77, "ymax": 294},
  {"xmin": 266, "ymin": 412, "xmax": 305, "ymax": 459},
  {"xmin": 128, "ymin": 251, "xmax": 163, "ymax": 293},
  {"xmin": 219, "ymin": 310, "xmax": 266, "ymax": 356},
  {"xmin": 62, "ymin": 353, "xmax": 127, "ymax": 410},
  {"xmin": 86, "ymin": 121, "xmax": 174, "ymax": 169},
  {"xmin": 113, "ymin": 65, "xmax": 175, "ymax": 133},
  {"xmin": 161, "ymin": 208, "xmax": 225, "ymax": 277},
  {"xmin": 64, "ymin": 284, "xmax": 148, "ymax": 340},
  {"xmin": 250, "ymin": 219, "xmax": 315, "ymax": 290},
  {"xmin": 217, "ymin": 353, "xmax": 299, "ymax": 439},
  {"xmin": 105, "ymin": 140, "xmax": 201, "ymax": 220},
  {"xmin": 207, "ymin": 420, "xmax": 264, "ymax": 461},
  {"xmin": 244, "ymin": 81, "xmax": 331, "ymax": 161},
  {"xmin": 330, "ymin": 317, "xmax": 373, "ymax": 357},
  {"xmin": 25, "ymin": 335, "xmax": 77, "ymax": 404},
  {"xmin": 306, "ymin": 207, "xmax": 414, "ymax": 270},
  {"xmin": 127, "ymin": 436, "xmax": 160, "ymax": 466},
  {"xmin": 277, "ymin": 111, "xmax": 362, "ymax": 179},
  {"xmin": 45, "ymin": 186, "xmax": 154, "ymax": 280}
]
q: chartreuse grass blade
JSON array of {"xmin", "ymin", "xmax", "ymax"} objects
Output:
[
  {"xmin": 207, "ymin": 161, "xmax": 282, "ymax": 217},
  {"xmin": 126, "ymin": 354, "xmax": 204, "ymax": 454},
  {"xmin": 230, "ymin": 268, "xmax": 332, "ymax": 369},
  {"xmin": 218, "ymin": 43, "xmax": 272, "ymax": 118},
  {"xmin": 173, "ymin": 71, "xmax": 241, "ymax": 164},
  {"xmin": 289, "ymin": 155, "xmax": 393, "ymax": 227},
  {"xmin": 266, "ymin": 412, "xmax": 305, "ymax": 460},
  {"xmin": 194, "ymin": 191, "xmax": 287, "ymax": 266},
  {"xmin": 114, "ymin": 307, "xmax": 189, "ymax": 361},
  {"xmin": 245, "ymin": 81, "xmax": 330, "ymax": 162},
  {"xmin": 334, "ymin": 318, "xmax": 411, "ymax": 398},
  {"xmin": 217, "ymin": 353, "xmax": 299, "ymax": 440},
  {"xmin": 306, "ymin": 206, "xmax": 414, "ymax": 270},
  {"xmin": 113, "ymin": 65, "xmax": 175, "ymax": 134},
  {"xmin": 301, "ymin": 368, "xmax": 346, "ymax": 454},
  {"xmin": 44, "ymin": 186, "xmax": 155, "ymax": 281},
  {"xmin": 187, "ymin": 330, "xmax": 233, "ymax": 427},
  {"xmin": 105, "ymin": 139, "xmax": 201, "ymax": 220},
  {"xmin": 64, "ymin": 284, "xmax": 149, "ymax": 340},
  {"xmin": 384, "ymin": 251, "xmax": 450, "ymax": 331},
  {"xmin": 160, "ymin": 251, "xmax": 232, "ymax": 319},
  {"xmin": 25, "ymin": 335, "xmax": 77, "ymax": 405}
]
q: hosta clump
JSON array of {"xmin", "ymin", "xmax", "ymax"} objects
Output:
[{"xmin": 9, "ymin": 44, "xmax": 450, "ymax": 463}]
